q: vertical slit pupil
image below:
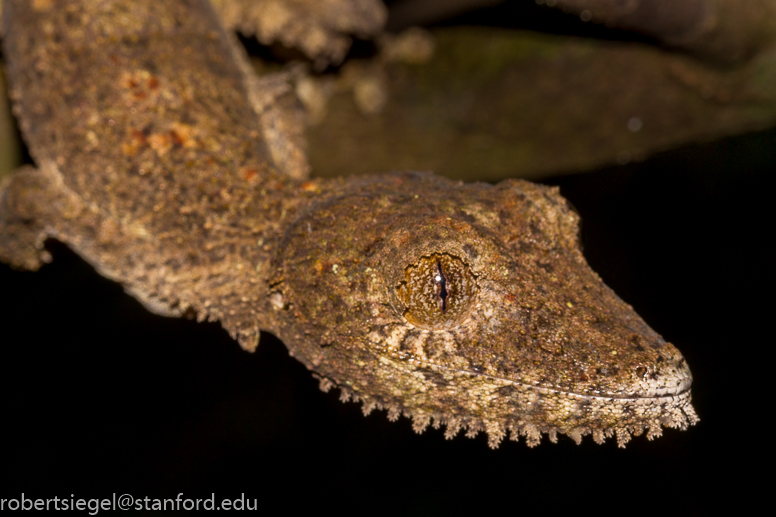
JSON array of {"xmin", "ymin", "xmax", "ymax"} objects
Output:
[
  {"xmin": 398, "ymin": 253, "xmax": 477, "ymax": 330},
  {"xmin": 436, "ymin": 259, "xmax": 448, "ymax": 312}
]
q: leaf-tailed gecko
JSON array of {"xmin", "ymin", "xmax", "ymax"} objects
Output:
[{"xmin": 0, "ymin": 0, "xmax": 697, "ymax": 448}]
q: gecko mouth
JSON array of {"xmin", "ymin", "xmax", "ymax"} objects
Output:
[
  {"xmin": 356, "ymin": 336, "xmax": 698, "ymax": 448},
  {"xmin": 491, "ymin": 370, "xmax": 692, "ymax": 401},
  {"xmin": 413, "ymin": 358, "xmax": 693, "ymax": 402},
  {"xmin": 369, "ymin": 329, "xmax": 693, "ymax": 402}
]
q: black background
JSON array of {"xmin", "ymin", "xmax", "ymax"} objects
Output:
[{"xmin": 0, "ymin": 3, "xmax": 770, "ymax": 515}]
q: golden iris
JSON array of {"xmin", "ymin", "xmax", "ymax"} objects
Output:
[{"xmin": 396, "ymin": 253, "xmax": 478, "ymax": 330}]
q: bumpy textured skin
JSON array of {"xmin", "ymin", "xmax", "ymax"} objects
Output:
[
  {"xmin": 212, "ymin": 0, "xmax": 387, "ymax": 66},
  {"xmin": 0, "ymin": 0, "xmax": 697, "ymax": 448}
]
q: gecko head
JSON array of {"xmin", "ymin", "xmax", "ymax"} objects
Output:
[{"xmin": 273, "ymin": 172, "xmax": 697, "ymax": 447}]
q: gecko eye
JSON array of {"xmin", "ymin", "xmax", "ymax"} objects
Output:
[{"xmin": 395, "ymin": 253, "xmax": 478, "ymax": 330}]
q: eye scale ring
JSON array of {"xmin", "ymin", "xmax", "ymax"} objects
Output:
[{"xmin": 395, "ymin": 253, "xmax": 478, "ymax": 330}]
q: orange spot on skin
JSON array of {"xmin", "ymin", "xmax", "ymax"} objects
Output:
[
  {"xmin": 148, "ymin": 133, "xmax": 171, "ymax": 156},
  {"xmin": 121, "ymin": 70, "xmax": 160, "ymax": 105},
  {"xmin": 242, "ymin": 168, "xmax": 258, "ymax": 182},
  {"xmin": 450, "ymin": 220, "xmax": 470, "ymax": 232},
  {"xmin": 169, "ymin": 122, "xmax": 196, "ymax": 148},
  {"xmin": 170, "ymin": 130, "xmax": 184, "ymax": 147},
  {"xmin": 32, "ymin": 0, "xmax": 53, "ymax": 12},
  {"xmin": 121, "ymin": 143, "xmax": 136, "ymax": 156},
  {"xmin": 122, "ymin": 128, "xmax": 148, "ymax": 156},
  {"xmin": 131, "ymin": 128, "xmax": 146, "ymax": 144},
  {"xmin": 313, "ymin": 260, "xmax": 328, "ymax": 274}
]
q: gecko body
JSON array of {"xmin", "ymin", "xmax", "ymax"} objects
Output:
[{"xmin": 0, "ymin": 0, "xmax": 697, "ymax": 447}]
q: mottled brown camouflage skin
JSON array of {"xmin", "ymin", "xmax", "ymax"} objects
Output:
[{"xmin": 0, "ymin": 0, "xmax": 696, "ymax": 447}]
